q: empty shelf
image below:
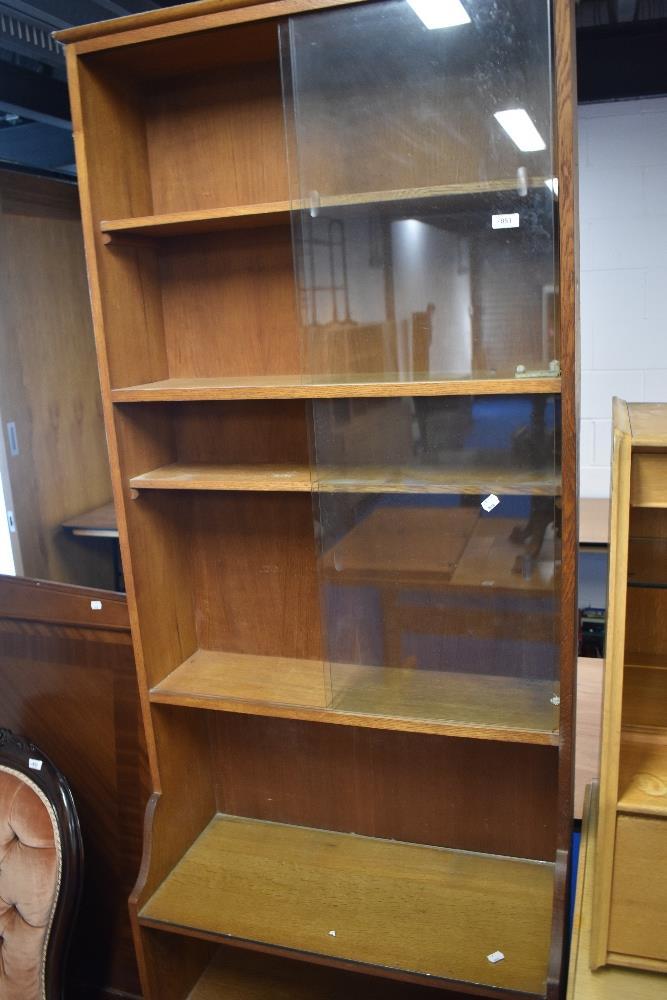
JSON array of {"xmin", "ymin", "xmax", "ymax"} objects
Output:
[
  {"xmin": 149, "ymin": 649, "xmax": 559, "ymax": 744},
  {"xmin": 130, "ymin": 464, "xmax": 312, "ymax": 492},
  {"xmin": 140, "ymin": 814, "xmax": 554, "ymax": 995},
  {"xmin": 101, "ymin": 178, "xmax": 550, "ymax": 240},
  {"xmin": 187, "ymin": 947, "xmax": 432, "ymax": 1000},
  {"xmin": 130, "ymin": 462, "xmax": 560, "ymax": 496},
  {"xmin": 101, "ymin": 201, "xmax": 290, "ymax": 238},
  {"xmin": 111, "ymin": 373, "xmax": 562, "ymax": 402}
]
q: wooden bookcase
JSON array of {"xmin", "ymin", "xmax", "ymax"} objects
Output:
[
  {"xmin": 591, "ymin": 400, "xmax": 667, "ymax": 973},
  {"xmin": 57, "ymin": 1, "xmax": 578, "ymax": 997}
]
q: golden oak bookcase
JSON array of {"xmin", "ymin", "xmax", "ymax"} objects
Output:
[
  {"xmin": 591, "ymin": 400, "xmax": 667, "ymax": 974},
  {"xmin": 57, "ymin": 0, "xmax": 578, "ymax": 996}
]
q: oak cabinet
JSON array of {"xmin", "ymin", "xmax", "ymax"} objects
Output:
[{"xmin": 592, "ymin": 400, "xmax": 667, "ymax": 974}]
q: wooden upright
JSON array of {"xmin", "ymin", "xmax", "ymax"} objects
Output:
[{"xmin": 57, "ymin": 0, "xmax": 578, "ymax": 997}]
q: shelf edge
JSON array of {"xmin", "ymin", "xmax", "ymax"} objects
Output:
[
  {"xmin": 112, "ymin": 376, "xmax": 562, "ymax": 403},
  {"xmin": 149, "ymin": 685, "xmax": 559, "ymax": 746}
]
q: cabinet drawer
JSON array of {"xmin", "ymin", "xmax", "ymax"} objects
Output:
[
  {"xmin": 631, "ymin": 453, "xmax": 667, "ymax": 507},
  {"xmin": 608, "ymin": 814, "xmax": 667, "ymax": 964}
]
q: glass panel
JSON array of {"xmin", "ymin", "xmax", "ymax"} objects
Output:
[
  {"xmin": 313, "ymin": 394, "xmax": 560, "ymax": 735},
  {"xmin": 283, "ymin": 0, "xmax": 556, "ymax": 383}
]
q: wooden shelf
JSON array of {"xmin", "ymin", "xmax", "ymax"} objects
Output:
[
  {"xmin": 101, "ymin": 201, "xmax": 291, "ymax": 239},
  {"xmin": 149, "ymin": 649, "xmax": 558, "ymax": 744},
  {"xmin": 187, "ymin": 947, "xmax": 440, "ymax": 1000},
  {"xmin": 130, "ymin": 461, "xmax": 560, "ymax": 495},
  {"xmin": 618, "ymin": 733, "xmax": 667, "ymax": 816},
  {"xmin": 101, "ymin": 179, "xmax": 549, "ymax": 241},
  {"xmin": 111, "ymin": 373, "xmax": 561, "ymax": 403},
  {"xmin": 140, "ymin": 814, "xmax": 555, "ymax": 996},
  {"xmin": 130, "ymin": 463, "xmax": 313, "ymax": 492}
]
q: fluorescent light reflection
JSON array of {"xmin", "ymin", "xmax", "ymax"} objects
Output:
[
  {"xmin": 494, "ymin": 109, "xmax": 546, "ymax": 153},
  {"xmin": 407, "ymin": 0, "xmax": 470, "ymax": 30},
  {"xmin": 545, "ymin": 177, "xmax": 559, "ymax": 197}
]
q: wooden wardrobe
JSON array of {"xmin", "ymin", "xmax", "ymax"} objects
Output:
[{"xmin": 56, "ymin": 0, "xmax": 578, "ymax": 996}]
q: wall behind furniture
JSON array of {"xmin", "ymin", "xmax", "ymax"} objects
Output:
[{"xmin": 579, "ymin": 96, "xmax": 667, "ymax": 497}]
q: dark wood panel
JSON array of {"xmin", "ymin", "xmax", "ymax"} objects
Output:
[
  {"xmin": 0, "ymin": 573, "xmax": 128, "ymax": 630},
  {"xmin": 0, "ymin": 575, "xmax": 148, "ymax": 999},
  {"xmin": 211, "ymin": 712, "xmax": 558, "ymax": 861}
]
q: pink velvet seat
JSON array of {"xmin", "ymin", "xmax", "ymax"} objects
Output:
[{"xmin": 0, "ymin": 730, "xmax": 82, "ymax": 1000}]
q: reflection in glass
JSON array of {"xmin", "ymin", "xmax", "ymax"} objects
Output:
[
  {"xmin": 285, "ymin": 0, "xmax": 557, "ymax": 382},
  {"xmin": 312, "ymin": 395, "xmax": 560, "ymax": 734}
]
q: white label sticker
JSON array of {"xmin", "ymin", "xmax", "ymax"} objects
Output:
[
  {"xmin": 29, "ymin": 758, "xmax": 43, "ymax": 771},
  {"xmin": 90, "ymin": 600, "xmax": 102, "ymax": 611},
  {"xmin": 6, "ymin": 421, "xmax": 19, "ymax": 456},
  {"xmin": 492, "ymin": 213, "xmax": 519, "ymax": 230},
  {"xmin": 487, "ymin": 951, "xmax": 505, "ymax": 964},
  {"xmin": 481, "ymin": 494, "xmax": 500, "ymax": 513}
]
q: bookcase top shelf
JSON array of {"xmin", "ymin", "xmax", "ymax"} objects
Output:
[
  {"xmin": 139, "ymin": 813, "xmax": 555, "ymax": 996},
  {"xmin": 112, "ymin": 374, "xmax": 561, "ymax": 402},
  {"xmin": 100, "ymin": 178, "xmax": 551, "ymax": 241},
  {"xmin": 149, "ymin": 649, "xmax": 559, "ymax": 744},
  {"xmin": 129, "ymin": 461, "xmax": 561, "ymax": 496}
]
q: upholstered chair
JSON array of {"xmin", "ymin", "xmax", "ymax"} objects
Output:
[{"xmin": 0, "ymin": 728, "xmax": 83, "ymax": 1000}]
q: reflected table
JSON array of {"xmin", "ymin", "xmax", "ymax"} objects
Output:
[{"xmin": 61, "ymin": 501, "xmax": 122, "ymax": 590}]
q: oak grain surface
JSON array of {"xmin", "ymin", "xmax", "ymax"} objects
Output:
[
  {"xmin": 130, "ymin": 461, "xmax": 559, "ymax": 495},
  {"xmin": 141, "ymin": 814, "xmax": 555, "ymax": 996},
  {"xmin": 111, "ymin": 374, "xmax": 562, "ymax": 402},
  {"xmin": 150, "ymin": 648, "xmax": 558, "ymax": 743}
]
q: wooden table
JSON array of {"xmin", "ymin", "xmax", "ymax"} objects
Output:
[
  {"xmin": 62, "ymin": 501, "xmax": 122, "ymax": 589},
  {"xmin": 62, "ymin": 501, "xmax": 118, "ymax": 538},
  {"xmin": 325, "ymin": 507, "xmax": 555, "ymax": 591}
]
